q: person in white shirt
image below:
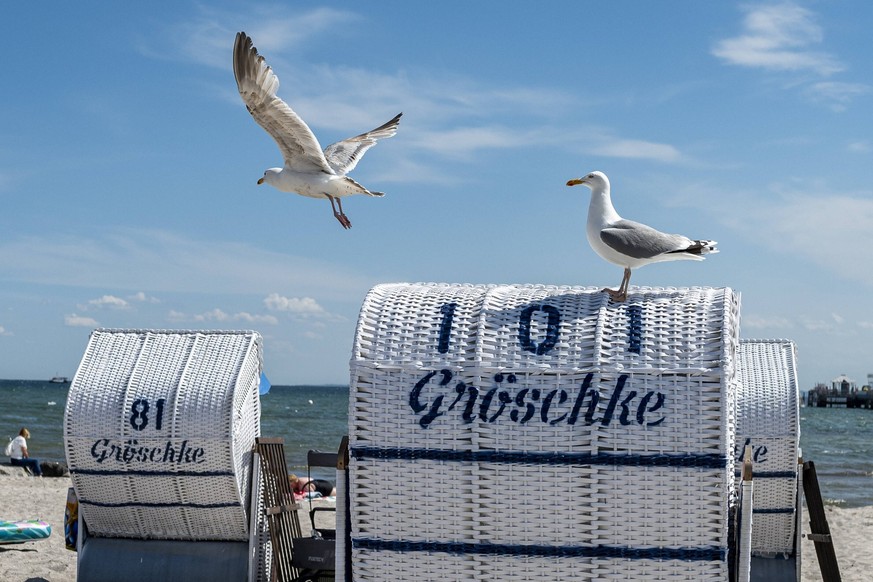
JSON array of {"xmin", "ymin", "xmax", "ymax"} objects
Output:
[{"xmin": 8, "ymin": 428, "xmax": 43, "ymax": 477}]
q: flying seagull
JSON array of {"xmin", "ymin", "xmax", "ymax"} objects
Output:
[
  {"xmin": 566, "ymin": 171, "xmax": 718, "ymax": 302},
  {"xmin": 233, "ymin": 31, "xmax": 402, "ymax": 229}
]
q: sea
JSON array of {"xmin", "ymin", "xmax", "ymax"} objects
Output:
[{"xmin": 1, "ymin": 379, "xmax": 871, "ymax": 507}]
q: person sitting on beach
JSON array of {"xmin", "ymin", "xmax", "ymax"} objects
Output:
[
  {"xmin": 289, "ymin": 473, "xmax": 336, "ymax": 498},
  {"xmin": 8, "ymin": 428, "xmax": 43, "ymax": 477}
]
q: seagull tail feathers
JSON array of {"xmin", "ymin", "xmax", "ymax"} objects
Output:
[
  {"xmin": 666, "ymin": 240, "xmax": 718, "ymax": 260},
  {"xmin": 689, "ymin": 240, "xmax": 718, "ymax": 256}
]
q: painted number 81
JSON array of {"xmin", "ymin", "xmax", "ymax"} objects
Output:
[{"xmin": 129, "ymin": 398, "xmax": 166, "ymax": 431}]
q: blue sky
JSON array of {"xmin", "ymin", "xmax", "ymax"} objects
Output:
[{"xmin": 2, "ymin": 1, "xmax": 872, "ymax": 387}]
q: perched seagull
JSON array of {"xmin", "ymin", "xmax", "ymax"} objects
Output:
[
  {"xmin": 232, "ymin": 31, "xmax": 402, "ymax": 229},
  {"xmin": 566, "ymin": 171, "xmax": 718, "ymax": 302}
]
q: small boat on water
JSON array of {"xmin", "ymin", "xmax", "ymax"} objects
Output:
[{"xmin": 49, "ymin": 376, "xmax": 70, "ymax": 383}]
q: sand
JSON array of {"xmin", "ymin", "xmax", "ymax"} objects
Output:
[
  {"xmin": 1, "ymin": 466, "xmax": 870, "ymax": 581},
  {"xmin": 1, "ymin": 467, "xmax": 76, "ymax": 581}
]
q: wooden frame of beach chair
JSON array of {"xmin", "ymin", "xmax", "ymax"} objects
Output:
[
  {"xmin": 255, "ymin": 437, "xmax": 304, "ymax": 581},
  {"xmin": 802, "ymin": 461, "xmax": 841, "ymax": 582},
  {"xmin": 255, "ymin": 437, "xmax": 351, "ymax": 582}
]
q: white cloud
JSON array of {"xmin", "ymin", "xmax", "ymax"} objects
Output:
[
  {"xmin": 757, "ymin": 193, "xmax": 873, "ymax": 285},
  {"xmin": 408, "ymin": 126, "xmax": 539, "ymax": 158},
  {"xmin": 802, "ymin": 318, "xmax": 839, "ymax": 333},
  {"xmin": 195, "ymin": 308, "xmax": 230, "ymax": 322},
  {"xmin": 290, "ymin": 65, "xmax": 572, "ymax": 133},
  {"xmin": 138, "ymin": 6, "xmax": 359, "ymax": 69},
  {"xmin": 140, "ymin": 5, "xmax": 684, "ymax": 180},
  {"xmin": 804, "ymin": 82, "xmax": 872, "ymax": 112},
  {"xmin": 0, "ymin": 325, "xmax": 11, "ymax": 336},
  {"xmin": 712, "ymin": 3, "xmax": 872, "ymax": 111},
  {"xmin": 65, "ymin": 314, "xmax": 99, "ymax": 327},
  {"xmin": 713, "ymin": 4, "xmax": 844, "ymax": 75},
  {"xmin": 264, "ymin": 293, "xmax": 326, "ymax": 315},
  {"xmin": 589, "ymin": 137, "xmax": 682, "ymax": 163},
  {"xmin": 141, "ymin": 6, "xmax": 587, "ymax": 174},
  {"xmin": 175, "ymin": 308, "xmax": 279, "ymax": 325},
  {"xmin": 233, "ymin": 312, "xmax": 279, "ymax": 325},
  {"xmin": 847, "ymin": 140, "xmax": 872, "ymax": 154},
  {"xmin": 0, "ymin": 229, "xmax": 378, "ymax": 301},
  {"xmin": 129, "ymin": 291, "xmax": 160, "ymax": 304},
  {"xmin": 80, "ymin": 295, "xmax": 130, "ymax": 311},
  {"xmin": 697, "ymin": 179, "xmax": 873, "ymax": 289},
  {"xmin": 244, "ymin": 8, "xmax": 360, "ymax": 55},
  {"xmin": 742, "ymin": 314, "xmax": 794, "ymax": 330}
]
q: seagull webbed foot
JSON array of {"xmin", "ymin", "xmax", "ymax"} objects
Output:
[
  {"xmin": 334, "ymin": 212, "xmax": 352, "ymax": 229},
  {"xmin": 602, "ymin": 287, "xmax": 628, "ymax": 302},
  {"xmin": 602, "ymin": 268, "xmax": 632, "ymax": 302},
  {"xmin": 327, "ymin": 195, "xmax": 352, "ymax": 229}
]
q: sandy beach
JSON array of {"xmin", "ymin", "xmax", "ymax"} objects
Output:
[{"xmin": 1, "ymin": 466, "xmax": 871, "ymax": 581}]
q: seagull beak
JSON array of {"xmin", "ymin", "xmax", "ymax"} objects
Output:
[
  {"xmin": 257, "ymin": 177, "xmax": 264, "ymax": 185},
  {"xmin": 566, "ymin": 178, "xmax": 585, "ymax": 187}
]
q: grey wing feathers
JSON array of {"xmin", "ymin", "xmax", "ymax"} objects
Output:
[
  {"xmin": 601, "ymin": 220, "xmax": 700, "ymax": 259},
  {"xmin": 323, "ymin": 112, "xmax": 403, "ymax": 175},
  {"xmin": 233, "ymin": 32, "xmax": 333, "ymax": 174}
]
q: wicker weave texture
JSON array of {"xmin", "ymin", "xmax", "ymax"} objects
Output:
[
  {"xmin": 352, "ymin": 551, "xmax": 728, "ymax": 581},
  {"xmin": 64, "ymin": 329, "xmax": 263, "ymax": 541},
  {"xmin": 736, "ymin": 339, "xmax": 800, "ymax": 557},
  {"xmin": 353, "ymin": 284, "xmax": 738, "ymax": 373},
  {"xmin": 349, "ymin": 284, "xmax": 740, "ymax": 580}
]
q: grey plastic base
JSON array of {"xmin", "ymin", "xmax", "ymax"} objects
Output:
[{"xmin": 78, "ymin": 537, "xmax": 250, "ymax": 582}]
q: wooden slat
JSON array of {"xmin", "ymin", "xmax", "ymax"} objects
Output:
[
  {"xmin": 802, "ymin": 461, "xmax": 841, "ymax": 582},
  {"xmin": 256, "ymin": 437, "xmax": 303, "ymax": 582}
]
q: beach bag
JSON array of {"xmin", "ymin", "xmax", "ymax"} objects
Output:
[
  {"xmin": 41, "ymin": 461, "xmax": 70, "ymax": 477},
  {"xmin": 3, "ymin": 439, "xmax": 12, "ymax": 457},
  {"xmin": 64, "ymin": 487, "xmax": 79, "ymax": 551}
]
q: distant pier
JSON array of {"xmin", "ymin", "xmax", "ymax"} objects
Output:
[
  {"xmin": 807, "ymin": 391, "xmax": 873, "ymax": 408},
  {"xmin": 806, "ymin": 373, "xmax": 873, "ymax": 409}
]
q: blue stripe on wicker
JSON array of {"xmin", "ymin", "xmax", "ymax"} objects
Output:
[
  {"xmin": 351, "ymin": 446, "xmax": 728, "ymax": 469},
  {"xmin": 353, "ymin": 538, "xmax": 726, "ymax": 561},
  {"xmin": 627, "ymin": 303, "xmax": 643, "ymax": 354},
  {"xmin": 753, "ymin": 508, "xmax": 795, "ymax": 514},
  {"xmin": 80, "ymin": 500, "xmax": 241, "ymax": 509}
]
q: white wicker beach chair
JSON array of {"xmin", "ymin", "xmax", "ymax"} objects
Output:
[
  {"xmin": 736, "ymin": 339, "xmax": 802, "ymax": 581},
  {"xmin": 736, "ymin": 339, "xmax": 801, "ymax": 557},
  {"xmin": 64, "ymin": 329, "xmax": 270, "ymax": 582},
  {"xmin": 348, "ymin": 283, "xmax": 741, "ymax": 581}
]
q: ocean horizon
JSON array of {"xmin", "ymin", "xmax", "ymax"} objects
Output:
[{"xmin": 2, "ymin": 379, "xmax": 871, "ymax": 506}]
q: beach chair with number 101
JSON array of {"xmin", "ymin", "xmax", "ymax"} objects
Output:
[{"xmin": 347, "ymin": 284, "xmax": 741, "ymax": 581}]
